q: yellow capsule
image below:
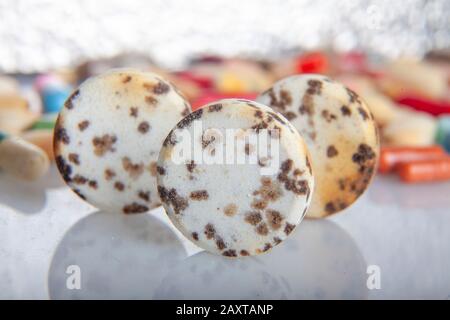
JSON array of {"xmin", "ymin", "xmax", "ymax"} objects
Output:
[{"xmin": 0, "ymin": 132, "xmax": 50, "ymax": 180}]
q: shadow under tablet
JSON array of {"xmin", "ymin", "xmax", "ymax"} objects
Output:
[
  {"xmin": 154, "ymin": 219, "xmax": 368, "ymax": 300},
  {"xmin": 48, "ymin": 210, "xmax": 187, "ymax": 299}
]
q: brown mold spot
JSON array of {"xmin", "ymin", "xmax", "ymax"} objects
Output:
[
  {"xmin": 204, "ymin": 223, "xmax": 216, "ymax": 239},
  {"xmin": 352, "ymin": 143, "xmax": 376, "ymax": 167},
  {"xmin": 72, "ymin": 174, "xmax": 87, "ymax": 185},
  {"xmin": 224, "ymin": 203, "xmax": 238, "ymax": 216},
  {"xmin": 254, "ymin": 110, "xmax": 263, "ymax": 119},
  {"xmin": 240, "ymin": 250, "xmax": 249, "ymax": 256},
  {"xmin": 138, "ymin": 191, "xmax": 150, "ymax": 202},
  {"xmin": 92, "ymin": 134, "xmax": 117, "ymax": 156},
  {"xmin": 88, "ymin": 180, "xmax": 98, "ymax": 189},
  {"xmin": 192, "ymin": 232, "xmax": 199, "ymax": 241},
  {"xmin": 256, "ymin": 223, "xmax": 269, "ymax": 236},
  {"xmin": 55, "ymin": 156, "xmax": 72, "ymax": 182},
  {"xmin": 254, "ymin": 177, "xmax": 282, "ymax": 202},
  {"xmin": 341, "ymin": 105, "xmax": 351, "ymax": 116},
  {"xmin": 346, "ymin": 87, "xmax": 361, "ymax": 104},
  {"xmin": 122, "ymin": 157, "xmax": 144, "ymax": 179},
  {"xmin": 251, "ymin": 199, "xmax": 268, "ymax": 210},
  {"xmin": 284, "ymin": 223, "xmax": 295, "ymax": 235},
  {"xmin": 186, "ymin": 160, "xmax": 196, "ymax": 173},
  {"xmin": 278, "ymin": 159, "xmax": 310, "ymax": 195},
  {"xmin": 280, "ymin": 159, "xmax": 293, "ymax": 173},
  {"xmin": 114, "ymin": 181, "xmax": 125, "ymax": 191},
  {"xmin": 321, "ymin": 110, "xmax": 337, "ymax": 122},
  {"xmin": 325, "ymin": 202, "xmax": 337, "ymax": 214},
  {"xmin": 222, "ymin": 250, "xmax": 237, "ymax": 257},
  {"xmin": 123, "ymin": 203, "xmax": 149, "ymax": 214},
  {"xmin": 307, "ymin": 79, "xmax": 323, "ymax": 95},
  {"xmin": 157, "ymin": 186, "xmax": 188, "ymax": 214},
  {"xmin": 68, "ymin": 153, "xmax": 80, "ymax": 165},
  {"xmin": 327, "ymin": 145, "xmax": 338, "ymax": 158},
  {"xmin": 55, "ymin": 127, "xmax": 70, "ymax": 145},
  {"xmin": 104, "ymin": 168, "xmax": 116, "ymax": 180},
  {"xmin": 258, "ymin": 157, "xmax": 270, "ymax": 167},
  {"xmin": 177, "ymin": 109, "xmax": 203, "ymax": 129},
  {"xmin": 299, "ymin": 94, "xmax": 314, "ymax": 116},
  {"xmin": 267, "ymin": 88, "xmax": 292, "ymax": 110},
  {"xmin": 251, "ymin": 120, "xmax": 269, "ymax": 133},
  {"xmin": 78, "ymin": 120, "xmax": 90, "ymax": 131},
  {"xmin": 156, "ymin": 166, "xmax": 166, "ymax": 175},
  {"xmin": 358, "ymin": 107, "xmax": 369, "ymax": 120},
  {"xmin": 262, "ymin": 243, "xmax": 272, "ymax": 252},
  {"xmin": 122, "ymin": 75, "xmax": 132, "ymax": 83},
  {"xmin": 152, "ymin": 81, "xmax": 170, "ymax": 95},
  {"xmin": 145, "ymin": 96, "xmax": 158, "ymax": 105},
  {"xmin": 129, "ymin": 107, "xmax": 138, "ymax": 118},
  {"xmin": 64, "ymin": 89, "xmax": 80, "ymax": 110},
  {"xmin": 190, "ymin": 190, "xmax": 209, "ymax": 201},
  {"xmin": 245, "ymin": 212, "xmax": 262, "ymax": 226},
  {"xmin": 138, "ymin": 121, "xmax": 150, "ymax": 134},
  {"xmin": 285, "ymin": 179, "xmax": 309, "ymax": 195},
  {"xmin": 208, "ymin": 103, "xmax": 223, "ymax": 112},
  {"xmin": 215, "ymin": 237, "xmax": 227, "ymax": 250},
  {"xmin": 266, "ymin": 210, "xmax": 283, "ymax": 230},
  {"xmin": 283, "ymin": 111, "xmax": 297, "ymax": 120},
  {"xmin": 201, "ymin": 133, "xmax": 216, "ymax": 149},
  {"xmin": 273, "ymin": 237, "xmax": 282, "ymax": 245}
]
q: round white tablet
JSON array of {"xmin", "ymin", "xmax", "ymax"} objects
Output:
[
  {"xmin": 157, "ymin": 99, "xmax": 314, "ymax": 256},
  {"xmin": 54, "ymin": 69, "xmax": 191, "ymax": 213},
  {"xmin": 257, "ymin": 74, "xmax": 379, "ymax": 218}
]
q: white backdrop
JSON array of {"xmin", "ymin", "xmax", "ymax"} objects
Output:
[{"xmin": 0, "ymin": 0, "xmax": 449, "ymax": 72}]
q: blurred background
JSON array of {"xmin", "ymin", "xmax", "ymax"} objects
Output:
[
  {"xmin": 1, "ymin": 0, "xmax": 450, "ymax": 299},
  {"xmin": 1, "ymin": 0, "xmax": 449, "ymax": 72}
]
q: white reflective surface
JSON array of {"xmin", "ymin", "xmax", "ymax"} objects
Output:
[{"xmin": 0, "ymin": 165, "xmax": 449, "ymax": 299}]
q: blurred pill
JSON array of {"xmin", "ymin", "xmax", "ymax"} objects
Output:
[
  {"xmin": 175, "ymin": 71, "xmax": 213, "ymax": 89},
  {"xmin": 395, "ymin": 95, "xmax": 450, "ymax": 117},
  {"xmin": 0, "ymin": 95, "xmax": 38, "ymax": 134},
  {"xmin": 192, "ymin": 92, "xmax": 258, "ymax": 111},
  {"xmin": 35, "ymin": 73, "xmax": 73, "ymax": 114},
  {"xmin": 397, "ymin": 157, "xmax": 450, "ymax": 183},
  {"xmin": 34, "ymin": 74, "xmax": 66, "ymax": 93},
  {"xmin": 295, "ymin": 52, "xmax": 329, "ymax": 74},
  {"xmin": 436, "ymin": 116, "xmax": 450, "ymax": 153},
  {"xmin": 380, "ymin": 58, "xmax": 447, "ymax": 100},
  {"xmin": 0, "ymin": 131, "xmax": 50, "ymax": 180},
  {"xmin": 216, "ymin": 60, "xmax": 274, "ymax": 93},
  {"xmin": 382, "ymin": 108, "xmax": 437, "ymax": 146},
  {"xmin": 41, "ymin": 85, "xmax": 72, "ymax": 113},
  {"xmin": 379, "ymin": 145, "xmax": 446, "ymax": 174},
  {"xmin": 21, "ymin": 129, "xmax": 54, "ymax": 161},
  {"xmin": 31, "ymin": 118, "xmax": 56, "ymax": 130},
  {"xmin": 0, "ymin": 75, "xmax": 20, "ymax": 95}
]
